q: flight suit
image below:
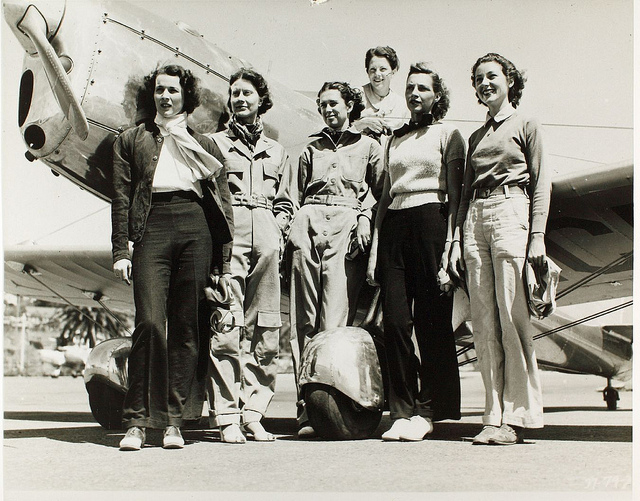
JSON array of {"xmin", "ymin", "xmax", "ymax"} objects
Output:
[
  {"xmin": 287, "ymin": 128, "xmax": 383, "ymax": 423},
  {"xmin": 206, "ymin": 128, "xmax": 294, "ymax": 427}
]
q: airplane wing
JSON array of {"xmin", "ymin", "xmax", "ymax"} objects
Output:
[
  {"xmin": 546, "ymin": 160, "xmax": 633, "ymax": 306},
  {"xmin": 4, "ymin": 245, "xmax": 133, "ymax": 313}
]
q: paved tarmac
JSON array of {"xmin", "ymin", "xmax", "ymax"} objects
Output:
[{"xmin": 3, "ymin": 370, "xmax": 633, "ymax": 500}]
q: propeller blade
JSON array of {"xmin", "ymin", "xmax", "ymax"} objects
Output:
[{"xmin": 17, "ymin": 5, "xmax": 89, "ymax": 140}]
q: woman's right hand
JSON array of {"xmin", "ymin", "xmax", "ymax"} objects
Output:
[
  {"xmin": 448, "ymin": 241, "xmax": 465, "ymax": 282},
  {"xmin": 113, "ymin": 259, "xmax": 132, "ymax": 285},
  {"xmin": 366, "ymin": 250, "xmax": 379, "ymax": 287},
  {"xmin": 353, "ymin": 117, "xmax": 389, "ymax": 136}
]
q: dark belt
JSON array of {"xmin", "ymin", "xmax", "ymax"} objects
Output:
[
  {"xmin": 472, "ymin": 184, "xmax": 527, "ymax": 200},
  {"xmin": 232, "ymin": 194, "xmax": 273, "ymax": 210},
  {"xmin": 303, "ymin": 194, "xmax": 361, "ymax": 209},
  {"xmin": 151, "ymin": 190, "xmax": 201, "ymax": 203}
]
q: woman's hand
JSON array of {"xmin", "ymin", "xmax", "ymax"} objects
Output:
[
  {"xmin": 440, "ymin": 241, "xmax": 452, "ymax": 272},
  {"xmin": 113, "ymin": 259, "xmax": 132, "ymax": 285},
  {"xmin": 528, "ymin": 233, "xmax": 546, "ymax": 269},
  {"xmin": 448, "ymin": 241, "xmax": 465, "ymax": 282},
  {"xmin": 356, "ymin": 216, "xmax": 371, "ymax": 252},
  {"xmin": 353, "ymin": 117, "xmax": 389, "ymax": 136},
  {"xmin": 366, "ymin": 249, "xmax": 379, "ymax": 287}
]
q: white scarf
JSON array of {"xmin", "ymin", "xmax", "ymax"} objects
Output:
[{"xmin": 154, "ymin": 113, "xmax": 223, "ymax": 180}]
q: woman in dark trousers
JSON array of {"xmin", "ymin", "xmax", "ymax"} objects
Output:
[
  {"xmin": 449, "ymin": 53, "xmax": 550, "ymax": 445},
  {"xmin": 367, "ymin": 63, "xmax": 463, "ymax": 441},
  {"xmin": 112, "ymin": 64, "xmax": 233, "ymax": 451}
]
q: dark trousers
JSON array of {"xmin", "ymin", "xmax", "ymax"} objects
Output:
[
  {"xmin": 378, "ymin": 203, "xmax": 461, "ymax": 421},
  {"xmin": 123, "ymin": 194, "xmax": 212, "ymax": 429}
]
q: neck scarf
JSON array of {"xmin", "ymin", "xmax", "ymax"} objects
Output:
[
  {"xmin": 393, "ymin": 113, "xmax": 434, "ymax": 137},
  {"xmin": 154, "ymin": 112, "xmax": 223, "ymax": 180},
  {"xmin": 229, "ymin": 115, "xmax": 263, "ymax": 151}
]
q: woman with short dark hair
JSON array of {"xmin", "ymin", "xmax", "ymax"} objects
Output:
[
  {"xmin": 367, "ymin": 63, "xmax": 463, "ymax": 441},
  {"xmin": 206, "ymin": 68, "xmax": 294, "ymax": 443},
  {"xmin": 112, "ymin": 63, "xmax": 233, "ymax": 451},
  {"xmin": 449, "ymin": 53, "xmax": 551, "ymax": 445},
  {"xmin": 354, "ymin": 46, "xmax": 409, "ymax": 140},
  {"xmin": 288, "ymin": 81, "xmax": 384, "ymax": 438}
]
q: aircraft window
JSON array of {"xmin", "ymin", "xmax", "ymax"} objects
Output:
[
  {"xmin": 24, "ymin": 124, "xmax": 45, "ymax": 150},
  {"xmin": 18, "ymin": 70, "xmax": 34, "ymax": 127}
]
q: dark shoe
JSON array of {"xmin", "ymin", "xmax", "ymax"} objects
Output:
[
  {"xmin": 489, "ymin": 424, "xmax": 524, "ymax": 445},
  {"xmin": 163, "ymin": 425, "xmax": 185, "ymax": 449},
  {"xmin": 472, "ymin": 425, "xmax": 500, "ymax": 445},
  {"xmin": 119, "ymin": 426, "xmax": 145, "ymax": 451}
]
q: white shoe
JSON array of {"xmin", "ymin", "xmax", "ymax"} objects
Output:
[
  {"xmin": 399, "ymin": 415, "xmax": 433, "ymax": 441},
  {"xmin": 381, "ymin": 418, "xmax": 411, "ymax": 441},
  {"xmin": 163, "ymin": 426, "xmax": 185, "ymax": 449},
  {"xmin": 119, "ymin": 426, "xmax": 145, "ymax": 451}
]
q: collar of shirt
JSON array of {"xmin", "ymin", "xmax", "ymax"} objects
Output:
[
  {"xmin": 310, "ymin": 126, "xmax": 360, "ymax": 142},
  {"xmin": 486, "ymin": 104, "xmax": 516, "ymax": 125},
  {"xmin": 393, "ymin": 113, "xmax": 435, "ymax": 137}
]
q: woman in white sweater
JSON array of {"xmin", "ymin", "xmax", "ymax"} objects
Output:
[{"xmin": 367, "ymin": 62, "xmax": 464, "ymax": 441}]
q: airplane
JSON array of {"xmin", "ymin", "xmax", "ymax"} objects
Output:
[{"xmin": 2, "ymin": 0, "xmax": 632, "ymax": 434}]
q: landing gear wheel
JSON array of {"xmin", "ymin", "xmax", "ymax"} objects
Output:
[
  {"xmin": 603, "ymin": 385, "xmax": 619, "ymax": 411},
  {"xmin": 305, "ymin": 383, "xmax": 382, "ymax": 440},
  {"xmin": 86, "ymin": 380, "xmax": 125, "ymax": 429}
]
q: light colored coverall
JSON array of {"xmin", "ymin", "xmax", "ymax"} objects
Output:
[
  {"xmin": 287, "ymin": 128, "xmax": 383, "ymax": 423},
  {"xmin": 207, "ymin": 128, "xmax": 294, "ymax": 427}
]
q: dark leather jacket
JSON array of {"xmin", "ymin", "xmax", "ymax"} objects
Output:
[{"xmin": 111, "ymin": 121, "xmax": 234, "ymax": 273}]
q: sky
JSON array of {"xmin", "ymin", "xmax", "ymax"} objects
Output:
[{"xmin": 1, "ymin": 0, "xmax": 635, "ymax": 249}]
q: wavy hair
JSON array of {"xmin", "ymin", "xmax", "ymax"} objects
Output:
[
  {"xmin": 316, "ymin": 81, "xmax": 365, "ymax": 124},
  {"xmin": 407, "ymin": 62, "xmax": 450, "ymax": 121},
  {"xmin": 471, "ymin": 53, "xmax": 526, "ymax": 108},
  {"xmin": 138, "ymin": 64, "xmax": 201, "ymax": 117},
  {"xmin": 228, "ymin": 68, "xmax": 273, "ymax": 116}
]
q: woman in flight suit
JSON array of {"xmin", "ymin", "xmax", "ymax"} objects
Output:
[
  {"xmin": 207, "ymin": 68, "xmax": 294, "ymax": 443},
  {"xmin": 288, "ymin": 81, "xmax": 384, "ymax": 437}
]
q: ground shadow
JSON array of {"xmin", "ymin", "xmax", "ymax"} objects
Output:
[{"xmin": 4, "ymin": 413, "xmax": 631, "ymax": 446}]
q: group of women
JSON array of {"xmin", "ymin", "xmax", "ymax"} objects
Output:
[{"xmin": 111, "ymin": 46, "xmax": 550, "ymax": 451}]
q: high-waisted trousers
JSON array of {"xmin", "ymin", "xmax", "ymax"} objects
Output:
[
  {"xmin": 378, "ymin": 203, "xmax": 461, "ymax": 421},
  {"xmin": 122, "ymin": 193, "xmax": 212, "ymax": 429}
]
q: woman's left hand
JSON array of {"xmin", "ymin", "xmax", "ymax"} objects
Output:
[
  {"xmin": 356, "ymin": 216, "xmax": 371, "ymax": 252},
  {"xmin": 528, "ymin": 233, "xmax": 547, "ymax": 268}
]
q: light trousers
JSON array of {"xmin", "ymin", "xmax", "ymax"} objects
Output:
[
  {"xmin": 463, "ymin": 193, "xmax": 544, "ymax": 429},
  {"xmin": 208, "ymin": 207, "xmax": 281, "ymax": 427}
]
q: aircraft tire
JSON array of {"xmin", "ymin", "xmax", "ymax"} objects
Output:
[
  {"xmin": 604, "ymin": 387, "xmax": 619, "ymax": 411},
  {"xmin": 86, "ymin": 380, "xmax": 125, "ymax": 430},
  {"xmin": 305, "ymin": 383, "xmax": 382, "ymax": 440}
]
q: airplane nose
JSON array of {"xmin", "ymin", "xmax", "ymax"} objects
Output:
[
  {"xmin": 3, "ymin": 0, "xmax": 89, "ymax": 140},
  {"xmin": 2, "ymin": 0, "xmax": 65, "ymax": 54}
]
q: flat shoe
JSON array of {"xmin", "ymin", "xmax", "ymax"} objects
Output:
[
  {"xmin": 163, "ymin": 425, "xmax": 184, "ymax": 449},
  {"xmin": 297, "ymin": 423, "xmax": 317, "ymax": 439},
  {"xmin": 489, "ymin": 424, "xmax": 524, "ymax": 445},
  {"xmin": 472, "ymin": 425, "xmax": 500, "ymax": 445},
  {"xmin": 221, "ymin": 423, "xmax": 246, "ymax": 444},
  {"xmin": 120, "ymin": 426, "xmax": 145, "ymax": 451},
  {"xmin": 243, "ymin": 422, "xmax": 275, "ymax": 442},
  {"xmin": 399, "ymin": 415, "xmax": 433, "ymax": 442},
  {"xmin": 381, "ymin": 418, "xmax": 411, "ymax": 441}
]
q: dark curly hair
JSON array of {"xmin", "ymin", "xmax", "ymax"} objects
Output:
[
  {"xmin": 471, "ymin": 53, "xmax": 526, "ymax": 108},
  {"xmin": 138, "ymin": 64, "xmax": 201, "ymax": 117},
  {"xmin": 316, "ymin": 81, "xmax": 365, "ymax": 124},
  {"xmin": 228, "ymin": 68, "xmax": 273, "ymax": 116},
  {"xmin": 407, "ymin": 62, "xmax": 450, "ymax": 121},
  {"xmin": 364, "ymin": 46, "xmax": 400, "ymax": 71}
]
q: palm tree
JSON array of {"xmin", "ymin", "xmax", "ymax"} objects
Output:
[{"xmin": 53, "ymin": 306, "xmax": 131, "ymax": 348}]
